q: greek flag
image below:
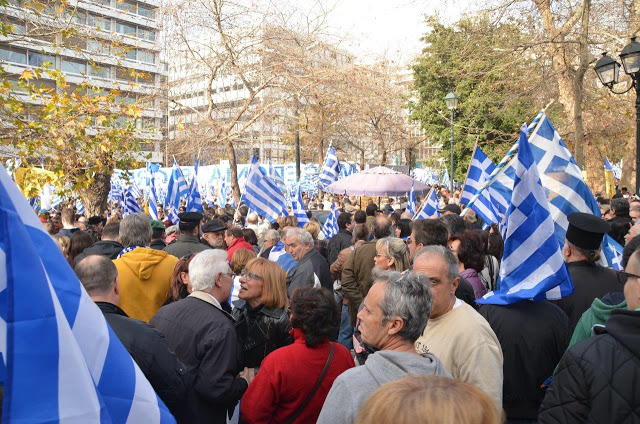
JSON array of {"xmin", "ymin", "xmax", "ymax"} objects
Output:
[
  {"xmin": 291, "ymin": 184, "xmax": 310, "ymax": 227},
  {"xmin": 0, "ymin": 165, "xmax": 175, "ymax": 423},
  {"xmin": 413, "ymin": 187, "xmax": 440, "ymax": 220},
  {"xmin": 165, "ymin": 159, "xmax": 188, "ymax": 210},
  {"xmin": 167, "ymin": 208, "xmax": 179, "ymax": 225},
  {"xmin": 318, "ymin": 146, "xmax": 339, "ymax": 190},
  {"xmin": 460, "ymin": 146, "xmax": 497, "ymax": 206},
  {"xmin": 601, "ymin": 234, "xmax": 623, "ymax": 271},
  {"xmin": 217, "ymin": 181, "xmax": 227, "ymax": 207},
  {"xmin": 321, "ymin": 203, "xmax": 339, "ymax": 239},
  {"xmin": 109, "ymin": 182, "xmax": 123, "ymax": 206},
  {"xmin": 268, "ymin": 162, "xmax": 286, "ymax": 194},
  {"xmin": 242, "ymin": 156, "xmax": 286, "ymax": 222},
  {"xmin": 148, "ymin": 175, "xmax": 159, "ymax": 221},
  {"xmin": 478, "ymin": 130, "xmax": 573, "ymax": 305},
  {"xmin": 123, "ymin": 186, "xmax": 142, "ymax": 215},
  {"xmin": 186, "ymin": 157, "xmax": 203, "ymax": 213},
  {"xmin": 75, "ymin": 198, "xmax": 85, "ymax": 216},
  {"xmin": 407, "ymin": 182, "xmax": 417, "ymax": 215}
]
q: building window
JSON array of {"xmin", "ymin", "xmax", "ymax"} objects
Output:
[
  {"xmin": 137, "ymin": 3, "xmax": 154, "ymax": 18},
  {"xmin": 137, "ymin": 27, "xmax": 155, "ymax": 41},
  {"xmin": 89, "ymin": 63, "xmax": 110, "ymax": 79},
  {"xmin": 28, "ymin": 52, "xmax": 55, "ymax": 68},
  {"xmin": 87, "ymin": 39, "xmax": 110, "ymax": 55},
  {"xmin": 125, "ymin": 48, "xmax": 136, "ymax": 60},
  {"xmin": 93, "ymin": 0, "xmax": 111, "ymax": 6},
  {"xmin": 116, "ymin": 0, "xmax": 137, "ymax": 13},
  {"xmin": 61, "ymin": 58, "xmax": 86, "ymax": 75},
  {"xmin": 88, "ymin": 14, "xmax": 110, "ymax": 31},
  {"xmin": 137, "ymin": 50, "xmax": 154, "ymax": 64},
  {"xmin": 116, "ymin": 67, "xmax": 137, "ymax": 82},
  {"xmin": 115, "ymin": 21, "xmax": 136, "ymax": 37},
  {"xmin": 6, "ymin": 18, "xmax": 26, "ymax": 35},
  {"xmin": 0, "ymin": 45, "xmax": 27, "ymax": 64}
]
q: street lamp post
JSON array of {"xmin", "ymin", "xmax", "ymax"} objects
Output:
[
  {"xmin": 444, "ymin": 91, "xmax": 459, "ymax": 193},
  {"xmin": 594, "ymin": 37, "xmax": 640, "ymax": 194}
]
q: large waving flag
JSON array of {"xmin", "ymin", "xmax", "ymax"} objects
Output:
[
  {"xmin": 478, "ymin": 130, "xmax": 573, "ymax": 305},
  {"xmin": 318, "ymin": 146, "xmax": 340, "ymax": 190},
  {"xmin": 460, "ymin": 145, "xmax": 497, "ymax": 206},
  {"xmin": 186, "ymin": 157, "xmax": 203, "ymax": 213},
  {"xmin": 321, "ymin": 203, "xmax": 339, "ymax": 239},
  {"xmin": 290, "ymin": 184, "xmax": 310, "ymax": 227},
  {"xmin": 406, "ymin": 182, "xmax": 417, "ymax": 215},
  {"xmin": 413, "ymin": 187, "xmax": 440, "ymax": 220},
  {"xmin": 242, "ymin": 156, "xmax": 287, "ymax": 222},
  {"xmin": 0, "ymin": 165, "xmax": 175, "ymax": 422}
]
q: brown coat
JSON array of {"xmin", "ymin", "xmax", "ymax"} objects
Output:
[
  {"xmin": 330, "ymin": 240, "xmax": 366, "ymax": 276},
  {"xmin": 341, "ymin": 239, "xmax": 379, "ymax": 326}
]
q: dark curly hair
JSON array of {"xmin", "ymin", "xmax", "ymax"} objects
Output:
[
  {"xmin": 290, "ymin": 287, "xmax": 339, "ymax": 347},
  {"xmin": 450, "ymin": 230, "xmax": 485, "ymax": 272}
]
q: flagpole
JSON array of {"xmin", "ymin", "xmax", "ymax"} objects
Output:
[{"xmin": 460, "ymin": 139, "xmax": 479, "ymax": 208}]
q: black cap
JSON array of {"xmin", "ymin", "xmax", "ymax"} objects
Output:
[
  {"xmin": 201, "ymin": 219, "xmax": 226, "ymax": 233},
  {"xmin": 88, "ymin": 216, "xmax": 103, "ymax": 226},
  {"xmin": 178, "ymin": 212, "xmax": 203, "ymax": 231},
  {"xmin": 566, "ymin": 212, "xmax": 611, "ymax": 250},
  {"xmin": 437, "ymin": 204, "xmax": 462, "ymax": 215}
]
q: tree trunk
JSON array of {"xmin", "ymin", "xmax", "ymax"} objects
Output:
[
  {"xmin": 360, "ymin": 150, "xmax": 365, "ymax": 170},
  {"xmin": 80, "ymin": 172, "xmax": 111, "ymax": 217},
  {"xmin": 572, "ymin": 0, "xmax": 590, "ymax": 170},
  {"xmin": 225, "ymin": 138, "xmax": 241, "ymax": 204},
  {"xmin": 621, "ymin": 137, "xmax": 636, "ymax": 192}
]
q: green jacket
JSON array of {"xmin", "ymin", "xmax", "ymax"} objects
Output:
[{"xmin": 568, "ymin": 293, "xmax": 627, "ymax": 350}]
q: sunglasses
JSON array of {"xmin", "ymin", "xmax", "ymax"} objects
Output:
[{"xmin": 618, "ymin": 270, "xmax": 640, "ymax": 282}]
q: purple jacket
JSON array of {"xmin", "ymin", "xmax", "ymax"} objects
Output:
[{"xmin": 460, "ymin": 268, "xmax": 487, "ymax": 299}]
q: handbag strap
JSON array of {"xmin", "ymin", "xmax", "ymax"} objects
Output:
[{"xmin": 284, "ymin": 342, "xmax": 334, "ymax": 424}]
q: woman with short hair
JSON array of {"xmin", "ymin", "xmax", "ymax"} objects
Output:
[
  {"xmin": 241, "ymin": 287, "xmax": 355, "ymax": 423},
  {"xmin": 449, "ymin": 230, "xmax": 487, "ymax": 299},
  {"xmin": 232, "ymin": 257, "xmax": 292, "ymax": 370}
]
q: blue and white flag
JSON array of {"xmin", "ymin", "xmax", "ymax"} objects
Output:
[
  {"xmin": 268, "ymin": 162, "xmax": 286, "ymax": 194},
  {"xmin": 318, "ymin": 146, "xmax": 339, "ymax": 190},
  {"xmin": 441, "ymin": 168, "xmax": 450, "ymax": 188},
  {"xmin": 123, "ymin": 186, "xmax": 142, "ymax": 215},
  {"xmin": 460, "ymin": 146, "xmax": 497, "ymax": 206},
  {"xmin": 217, "ymin": 181, "xmax": 227, "ymax": 207},
  {"xmin": 75, "ymin": 198, "xmax": 85, "ymax": 216},
  {"xmin": 242, "ymin": 156, "xmax": 287, "ymax": 222},
  {"xmin": 186, "ymin": 157, "xmax": 203, "ymax": 213},
  {"xmin": 167, "ymin": 208, "xmax": 179, "ymax": 225},
  {"xmin": 109, "ymin": 181, "xmax": 123, "ymax": 206},
  {"xmin": 0, "ymin": 165, "xmax": 175, "ymax": 423},
  {"xmin": 148, "ymin": 175, "xmax": 159, "ymax": 221},
  {"xmin": 407, "ymin": 182, "xmax": 417, "ymax": 215},
  {"xmin": 291, "ymin": 185, "xmax": 310, "ymax": 227},
  {"xmin": 478, "ymin": 130, "xmax": 573, "ymax": 305},
  {"xmin": 321, "ymin": 203, "xmax": 339, "ymax": 239},
  {"xmin": 601, "ymin": 234, "xmax": 623, "ymax": 271},
  {"xmin": 165, "ymin": 159, "xmax": 188, "ymax": 210},
  {"xmin": 413, "ymin": 187, "xmax": 439, "ymax": 220}
]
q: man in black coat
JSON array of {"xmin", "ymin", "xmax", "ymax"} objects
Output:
[
  {"xmin": 73, "ymin": 221, "xmax": 123, "ymax": 266},
  {"xmin": 554, "ymin": 212, "xmax": 625, "ymax": 332},
  {"xmin": 164, "ymin": 212, "xmax": 210, "ymax": 258},
  {"xmin": 480, "ymin": 300, "xmax": 569, "ymax": 421},
  {"xmin": 151, "ymin": 249, "xmax": 250, "ymax": 424},
  {"xmin": 539, "ymin": 249, "xmax": 640, "ymax": 423},
  {"xmin": 74, "ymin": 255, "xmax": 190, "ymax": 421},
  {"xmin": 328, "ymin": 212, "xmax": 353, "ymax": 266}
]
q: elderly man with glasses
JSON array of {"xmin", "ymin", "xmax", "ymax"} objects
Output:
[{"xmin": 151, "ymin": 249, "xmax": 251, "ymax": 424}]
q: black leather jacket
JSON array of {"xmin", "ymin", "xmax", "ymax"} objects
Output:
[{"xmin": 232, "ymin": 300, "xmax": 293, "ymax": 368}]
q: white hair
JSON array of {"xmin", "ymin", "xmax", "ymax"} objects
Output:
[
  {"xmin": 286, "ymin": 227, "xmax": 313, "ymax": 246},
  {"xmin": 189, "ymin": 249, "xmax": 230, "ymax": 292}
]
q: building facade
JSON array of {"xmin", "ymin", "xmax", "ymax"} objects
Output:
[{"xmin": 0, "ymin": 0, "xmax": 166, "ymax": 162}]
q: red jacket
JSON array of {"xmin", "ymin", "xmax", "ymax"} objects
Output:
[
  {"xmin": 227, "ymin": 237, "xmax": 255, "ymax": 262},
  {"xmin": 240, "ymin": 328, "xmax": 355, "ymax": 424}
]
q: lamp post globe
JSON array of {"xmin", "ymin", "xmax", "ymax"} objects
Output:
[
  {"xmin": 594, "ymin": 52, "xmax": 620, "ymax": 87},
  {"xmin": 444, "ymin": 91, "xmax": 458, "ymax": 193},
  {"xmin": 620, "ymin": 37, "xmax": 640, "ymax": 76}
]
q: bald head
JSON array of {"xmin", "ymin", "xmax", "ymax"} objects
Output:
[{"xmin": 75, "ymin": 255, "xmax": 118, "ymax": 297}]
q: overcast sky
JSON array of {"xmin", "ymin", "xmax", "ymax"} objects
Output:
[{"xmin": 324, "ymin": 0, "xmax": 477, "ymax": 65}]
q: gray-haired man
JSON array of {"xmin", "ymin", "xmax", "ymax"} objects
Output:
[
  {"xmin": 317, "ymin": 270, "xmax": 451, "ymax": 424},
  {"xmin": 284, "ymin": 227, "xmax": 331, "ymax": 296}
]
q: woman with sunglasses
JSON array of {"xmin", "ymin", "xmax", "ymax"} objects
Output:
[{"xmin": 232, "ymin": 257, "xmax": 293, "ymax": 371}]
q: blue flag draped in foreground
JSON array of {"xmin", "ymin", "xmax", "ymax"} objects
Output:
[
  {"xmin": 186, "ymin": 158, "xmax": 203, "ymax": 213},
  {"xmin": 478, "ymin": 130, "xmax": 573, "ymax": 305},
  {"xmin": 413, "ymin": 187, "xmax": 439, "ymax": 220},
  {"xmin": 318, "ymin": 146, "xmax": 339, "ymax": 190},
  {"xmin": 322, "ymin": 203, "xmax": 339, "ymax": 239},
  {"xmin": 242, "ymin": 156, "xmax": 286, "ymax": 222},
  {"xmin": 0, "ymin": 165, "xmax": 175, "ymax": 423},
  {"xmin": 407, "ymin": 182, "xmax": 417, "ymax": 215}
]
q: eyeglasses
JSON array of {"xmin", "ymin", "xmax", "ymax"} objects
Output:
[
  {"xmin": 619, "ymin": 270, "xmax": 640, "ymax": 282},
  {"xmin": 240, "ymin": 269, "xmax": 263, "ymax": 280}
]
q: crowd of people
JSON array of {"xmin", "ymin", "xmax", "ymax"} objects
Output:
[{"xmin": 36, "ymin": 184, "xmax": 640, "ymax": 424}]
